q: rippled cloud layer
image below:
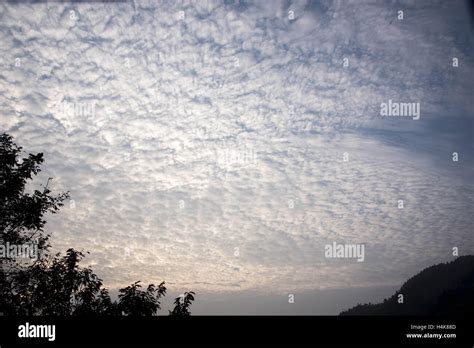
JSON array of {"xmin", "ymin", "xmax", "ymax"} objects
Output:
[{"xmin": 1, "ymin": 0, "xmax": 473, "ymax": 298}]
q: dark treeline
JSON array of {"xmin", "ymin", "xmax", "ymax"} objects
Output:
[
  {"xmin": 340, "ymin": 255, "xmax": 474, "ymax": 315},
  {"xmin": 0, "ymin": 133, "xmax": 195, "ymax": 316}
]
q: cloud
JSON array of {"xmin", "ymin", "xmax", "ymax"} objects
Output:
[{"xmin": 0, "ymin": 0, "xmax": 473, "ymax": 301}]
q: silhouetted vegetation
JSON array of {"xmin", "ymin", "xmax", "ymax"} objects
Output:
[
  {"xmin": 169, "ymin": 291, "xmax": 195, "ymax": 316},
  {"xmin": 340, "ymin": 255, "xmax": 474, "ymax": 315},
  {"xmin": 0, "ymin": 133, "xmax": 195, "ymax": 316}
]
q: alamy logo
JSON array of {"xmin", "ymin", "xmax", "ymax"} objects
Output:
[
  {"xmin": 0, "ymin": 241, "xmax": 39, "ymax": 260},
  {"xmin": 18, "ymin": 322, "xmax": 55, "ymax": 341},
  {"xmin": 325, "ymin": 242, "xmax": 365, "ymax": 262},
  {"xmin": 380, "ymin": 100, "xmax": 420, "ymax": 120},
  {"xmin": 56, "ymin": 101, "xmax": 96, "ymax": 119},
  {"xmin": 215, "ymin": 148, "xmax": 258, "ymax": 170}
]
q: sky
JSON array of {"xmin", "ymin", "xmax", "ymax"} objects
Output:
[{"xmin": 0, "ymin": 0, "xmax": 473, "ymax": 314}]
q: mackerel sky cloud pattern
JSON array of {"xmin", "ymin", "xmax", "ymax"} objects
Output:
[{"xmin": 0, "ymin": 0, "xmax": 473, "ymax": 311}]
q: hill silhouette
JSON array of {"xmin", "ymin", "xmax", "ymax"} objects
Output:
[{"xmin": 340, "ymin": 255, "xmax": 474, "ymax": 315}]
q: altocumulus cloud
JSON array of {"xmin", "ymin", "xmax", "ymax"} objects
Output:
[{"xmin": 0, "ymin": 0, "xmax": 473, "ymax": 299}]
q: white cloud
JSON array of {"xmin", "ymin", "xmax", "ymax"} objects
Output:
[{"xmin": 0, "ymin": 0, "xmax": 473, "ymax": 300}]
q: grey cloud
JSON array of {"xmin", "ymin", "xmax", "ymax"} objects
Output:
[{"xmin": 0, "ymin": 0, "xmax": 472, "ymax": 308}]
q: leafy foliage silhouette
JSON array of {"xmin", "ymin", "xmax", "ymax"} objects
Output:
[
  {"xmin": 118, "ymin": 281, "xmax": 167, "ymax": 316},
  {"xmin": 169, "ymin": 291, "xmax": 195, "ymax": 316},
  {"xmin": 340, "ymin": 255, "xmax": 474, "ymax": 315},
  {"xmin": 0, "ymin": 133, "xmax": 195, "ymax": 316}
]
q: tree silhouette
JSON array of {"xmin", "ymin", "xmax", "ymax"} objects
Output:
[
  {"xmin": 0, "ymin": 133, "xmax": 68, "ymax": 254},
  {"xmin": 169, "ymin": 291, "xmax": 195, "ymax": 316},
  {"xmin": 118, "ymin": 281, "xmax": 167, "ymax": 316},
  {"xmin": 0, "ymin": 133, "xmax": 195, "ymax": 316}
]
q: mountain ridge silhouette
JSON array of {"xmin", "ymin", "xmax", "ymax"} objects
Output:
[{"xmin": 340, "ymin": 255, "xmax": 474, "ymax": 315}]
